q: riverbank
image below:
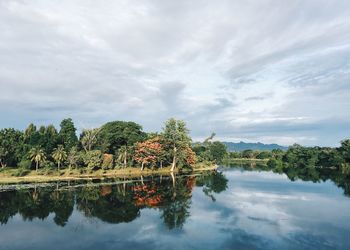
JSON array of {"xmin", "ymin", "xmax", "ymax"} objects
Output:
[
  {"xmin": 224, "ymin": 158, "xmax": 269, "ymax": 164},
  {"xmin": 0, "ymin": 164, "xmax": 218, "ymax": 184}
]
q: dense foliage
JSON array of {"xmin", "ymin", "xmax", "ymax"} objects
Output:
[
  {"xmin": 0, "ymin": 118, "xmax": 201, "ymax": 173},
  {"xmin": 193, "ymin": 133, "xmax": 227, "ymax": 164}
]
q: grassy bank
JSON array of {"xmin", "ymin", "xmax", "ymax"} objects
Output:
[
  {"xmin": 224, "ymin": 158, "xmax": 269, "ymax": 164},
  {"xmin": 0, "ymin": 164, "xmax": 217, "ymax": 184}
]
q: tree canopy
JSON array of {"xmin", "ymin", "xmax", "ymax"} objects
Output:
[{"xmin": 97, "ymin": 121, "xmax": 146, "ymax": 154}]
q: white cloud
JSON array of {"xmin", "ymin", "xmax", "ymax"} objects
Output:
[{"xmin": 0, "ymin": 0, "xmax": 350, "ymax": 146}]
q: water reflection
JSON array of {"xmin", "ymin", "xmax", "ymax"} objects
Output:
[
  {"xmin": 0, "ymin": 172, "xmax": 228, "ymax": 228},
  {"xmin": 225, "ymin": 162, "xmax": 350, "ymax": 196},
  {"xmin": 1, "ymin": 169, "xmax": 350, "ymax": 250}
]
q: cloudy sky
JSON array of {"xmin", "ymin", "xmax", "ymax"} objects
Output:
[{"xmin": 0, "ymin": 0, "xmax": 350, "ymax": 146}]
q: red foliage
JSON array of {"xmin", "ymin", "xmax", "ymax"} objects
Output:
[
  {"xmin": 132, "ymin": 184, "xmax": 162, "ymax": 207},
  {"xmin": 185, "ymin": 146, "xmax": 196, "ymax": 166},
  {"xmin": 134, "ymin": 137, "xmax": 164, "ymax": 167},
  {"xmin": 186, "ymin": 176, "xmax": 196, "ymax": 189}
]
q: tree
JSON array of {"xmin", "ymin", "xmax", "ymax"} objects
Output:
[
  {"xmin": 117, "ymin": 146, "xmax": 129, "ymax": 168},
  {"xmin": 134, "ymin": 137, "xmax": 164, "ymax": 170},
  {"xmin": 59, "ymin": 118, "xmax": 78, "ymax": 150},
  {"xmin": 208, "ymin": 141, "xmax": 227, "ymax": 164},
  {"xmin": 80, "ymin": 128, "xmax": 100, "ymax": 152},
  {"xmin": 102, "ymin": 154, "xmax": 114, "ymax": 170},
  {"xmin": 0, "ymin": 147, "xmax": 7, "ymax": 168},
  {"xmin": 162, "ymin": 119, "xmax": 192, "ymax": 172},
  {"xmin": 340, "ymin": 139, "xmax": 350, "ymax": 163},
  {"xmin": 29, "ymin": 147, "xmax": 46, "ymax": 172},
  {"xmin": 67, "ymin": 146, "xmax": 79, "ymax": 170},
  {"xmin": 36, "ymin": 125, "xmax": 59, "ymax": 155},
  {"xmin": 52, "ymin": 145, "xmax": 67, "ymax": 171},
  {"xmin": 242, "ymin": 149, "xmax": 254, "ymax": 159},
  {"xmin": 203, "ymin": 132, "xmax": 216, "ymax": 145},
  {"xmin": 256, "ymin": 151, "xmax": 272, "ymax": 159},
  {"xmin": 83, "ymin": 150, "xmax": 103, "ymax": 170},
  {"xmin": 97, "ymin": 121, "xmax": 146, "ymax": 154},
  {"xmin": 183, "ymin": 145, "xmax": 196, "ymax": 166},
  {"xmin": 24, "ymin": 123, "xmax": 37, "ymax": 143},
  {"xmin": 0, "ymin": 128, "xmax": 24, "ymax": 168}
]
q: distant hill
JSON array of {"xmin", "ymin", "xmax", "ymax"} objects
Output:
[{"xmin": 222, "ymin": 141, "xmax": 288, "ymax": 152}]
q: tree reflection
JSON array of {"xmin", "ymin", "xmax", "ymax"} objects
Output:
[
  {"xmin": 0, "ymin": 171, "xmax": 227, "ymax": 228},
  {"xmin": 196, "ymin": 171, "xmax": 228, "ymax": 202},
  {"xmin": 231, "ymin": 163, "xmax": 350, "ymax": 197},
  {"xmin": 76, "ymin": 185, "xmax": 140, "ymax": 224}
]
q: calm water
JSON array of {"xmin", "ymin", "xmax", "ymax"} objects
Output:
[{"xmin": 1, "ymin": 167, "xmax": 350, "ymax": 250}]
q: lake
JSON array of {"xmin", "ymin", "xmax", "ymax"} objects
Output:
[{"xmin": 1, "ymin": 167, "xmax": 350, "ymax": 250}]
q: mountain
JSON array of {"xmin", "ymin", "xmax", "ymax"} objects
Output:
[{"xmin": 222, "ymin": 141, "xmax": 288, "ymax": 152}]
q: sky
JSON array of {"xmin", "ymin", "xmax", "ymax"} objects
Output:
[{"xmin": 0, "ymin": 0, "xmax": 350, "ymax": 146}]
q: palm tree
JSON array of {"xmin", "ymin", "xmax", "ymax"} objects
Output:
[
  {"xmin": 81, "ymin": 128, "xmax": 100, "ymax": 152},
  {"xmin": 52, "ymin": 145, "xmax": 67, "ymax": 171},
  {"xmin": 29, "ymin": 147, "xmax": 46, "ymax": 172}
]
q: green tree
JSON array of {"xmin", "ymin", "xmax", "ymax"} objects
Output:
[
  {"xmin": 24, "ymin": 123, "xmax": 38, "ymax": 145},
  {"xmin": 117, "ymin": 146, "xmax": 129, "ymax": 168},
  {"xmin": 67, "ymin": 146, "xmax": 80, "ymax": 170},
  {"xmin": 0, "ymin": 147, "xmax": 7, "ymax": 168},
  {"xmin": 162, "ymin": 118, "xmax": 192, "ymax": 172},
  {"xmin": 256, "ymin": 151, "xmax": 272, "ymax": 159},
  {"xmin": 242, "ymin": 149, "xmax": 254, "ymax": 159},
  {"xmin": 0, "ymin": 128, "xmax": 24, "ymax": 168},
  {"xmin": 83, "ymin": 150, "xmax": 103, "ymax": 170},
  {"xmin": 36, "ymin": 125, "xmax": 59, "ymax": 155},
  {"xmin": 59, "ymin": 118, "xmax": 78, "ymax": 150},
  {"xmin": 52, "ymin": 145, "xmax": 67, "ymax": 171},
  {"xmin": 208, "ymin": 141, "xmax": 227, "ymax": 164},
  {"xmin": 97, "ymin": 121, "xmax": 146, "ymax": 154},
  {"xmin": 29, "ymin": 147, "xmax": 46, "ymax": 172},
  {"xmin": 340, "ymin": 139, "xmax": 350, "ymax": 163}
]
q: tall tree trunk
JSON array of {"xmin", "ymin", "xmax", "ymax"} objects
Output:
[
  {"xmin": 171, "ymin": 172, "xmax": 176, "ymax": 188},
  {"xmin": 171, "ymin": 172, "xmax": 177, "ymax": 199},
  {"xmin": 124, "ymin": 150, "xmax": 127, "ymax": 168},
  {"xmin": 36, "ymin": 161, "xmax": 39, "ymax": 172},
  {"xmin": 58, "ymin": 162, "xmax": 60, "ymax": 171},
  {"xmin": 141, "ymin": 161, "xmax": 145, "ymax": 171},
  {"xmin": 160, "ymin": 161, "xmax": 163, "ymax": 169},
  {"xmin": 170, "ymin": 146, "xmax": 177, "ymax": 172}
]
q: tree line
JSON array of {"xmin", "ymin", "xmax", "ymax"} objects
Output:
[
  {"xmin": 0, "ymin": 118, "xmax": 226, "ymax": 174},
  {"xmin": 266, "ymin": 141, "xmax": 350, "ymax": 175},
  {"xmin": 225, "ymin": 140, "xmax": 350, "ymax": 177}
]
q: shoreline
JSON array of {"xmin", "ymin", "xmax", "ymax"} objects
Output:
[
  {"xmin": 0, "ymin": 165, "xmax": 218, "ymax": 184},
  {"xmin": 225, "ymin": 158, "xmax": 269, "ymax": 163}
]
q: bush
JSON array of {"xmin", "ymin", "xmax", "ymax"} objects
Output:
[
  {"xmin": 41, "ymin": 160, "xmax": 55, "ymax": 169},
  {"xmin": 18, "ymin": 159, "xmax": 32, "ymax": 169},
  {"xmin": 83, "ymin": 150, "xmax": 103, "ymax": 170},
  {"xmin": 102, "ymin": 154, "xmax": 114, "ymax": 170},
  {"xmin": 12, "ymin": 168, "xmax": 30, "ymax": 177}
]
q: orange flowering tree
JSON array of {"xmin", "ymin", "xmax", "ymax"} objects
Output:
[
  {"xmin": 134, "ymin": 137, "xmax": 164, "ymax": 170},
  {"xmin": 184, "ymin": 145, "xmax": 196, "ymax": 166}
]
